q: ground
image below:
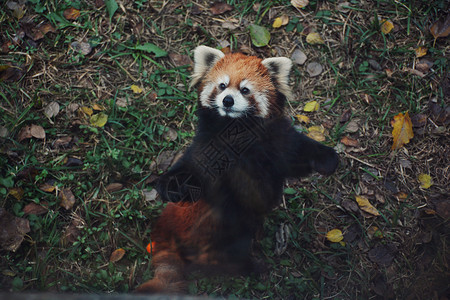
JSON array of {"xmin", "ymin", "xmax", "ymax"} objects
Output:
[{"xmin": 0, "ymin": 0, "xmax": 449, "ymax": 299}]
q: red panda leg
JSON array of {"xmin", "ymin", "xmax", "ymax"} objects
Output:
[{"xmin": 135, "ymin": 248, "xmax": 187, "ymax": 294}]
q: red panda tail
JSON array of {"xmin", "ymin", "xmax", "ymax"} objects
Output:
[{"xmin": 135, "ymin": 249, "xmax": 186, "ymax": 294}]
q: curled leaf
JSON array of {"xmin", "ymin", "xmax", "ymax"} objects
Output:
[
  {"xmin": 64, "ymin": 7, "xmax": 80, "ymax": 20},
  {"xmin": 291, "ymin": 0, "xmax": 309, "ymax": 9},
  {"xmin": 355, "ymin": 195, "xmax": 380, "ymax": 216},
  {"xmin": 326, "ymin": 229, "xmax": 344, "ymax": 242}
]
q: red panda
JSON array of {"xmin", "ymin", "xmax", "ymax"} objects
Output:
[{"xmin": 136, "ymin": 46, "xmax": 339, "ymax": 294}]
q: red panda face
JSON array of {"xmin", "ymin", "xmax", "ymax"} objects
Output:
[{"xmin": 191, "ymin": 46, "xmax": 293, "ymax": 118}]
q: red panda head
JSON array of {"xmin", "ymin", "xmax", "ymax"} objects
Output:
[{"xmin": 191, "ymin": 46, "xmax": 293, "ymax": 118}]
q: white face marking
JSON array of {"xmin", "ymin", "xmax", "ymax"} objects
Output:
[{"xmin": 201, "ymin": 76, "xmax": 270, "ymax": 118}]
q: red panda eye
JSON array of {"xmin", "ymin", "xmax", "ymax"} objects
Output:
[
  {"xmin": 219, "ymin": 83, "xmax": 226, "ymax": 90},
  {"xmin": 241, "ymin": 87, "xmax": 250, "ymax": 95}
]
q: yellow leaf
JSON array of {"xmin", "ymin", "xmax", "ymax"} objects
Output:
[
  {"xmin": 306, "ymin": 32, "xmax": 324, "ymax": 45},
  {"xmin": 81, "ymin": 106, "xmax": 93, "ymax": 116},
  {"xmin": 131, "ymin": 84, "xmax": 143, "ymax": 94},
  {"xmin": 90, "ymin": 112, "xmax": 108, "ymax": 127},
  {"xmin": 355, "ymin": 195, "xmax": 380, "ymax": 216},
  {"xmin": 272, "ymin": 17, "xmax": 283, "ymax": 28},
  {"xmin": 92, "ymin": 103, "xmax": 105, "ymax": 111},
  {"xmin": 291, "ymin": 0, "xmax": 309, "ymax": 9},
  {"xmin": 391, "ymin": 112, "xmax": 414, "ymax": 150},
  {"xmin": 296, "ymin": 114, "xmax": 310, "ymax": 124},
  {"xmin": 307, "ymin": 125, "xmax": 325, "ymax": 142},
  {"xmin": 326, "ymin": 229, "xmax": 343, "ymax": 242},
  {"xmin": 110, "ymin": 248, "xmax": 126, "ymax": 262},
  {"xmin": 303, "ymin": 100, "xmax": 319, "ymax": 112},
  {"xmin": 380, "ymin": 19, "xmax": 394, "ymax": 34},
  {"xmin": 9, "ymin": 187, "xmax": 24, "ymax": 201},
  {"xmin": 418, "ymin": 173, "xmax": 433, "ymax": 189},
  {"xmin": 415, "ymin": 46, "xmax": 427, "ymax": 58}
]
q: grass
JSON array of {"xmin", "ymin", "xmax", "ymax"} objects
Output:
[{"xmin": 1, "ymin": 0, "xmax": 449, "ymax": 298}]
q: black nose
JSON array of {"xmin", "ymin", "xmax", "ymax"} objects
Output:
[{"xmin": 223, "ymin": 95, "xmax": 234, "ymax": 108}]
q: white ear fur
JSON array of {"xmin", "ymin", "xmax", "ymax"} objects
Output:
[
  {"xmin": 191, "ymin": 46, "xmax": 225, "ymax": 87},
  {"xmin": 261, "ymin": 57, "xmax": 293, "ymax": 100}
]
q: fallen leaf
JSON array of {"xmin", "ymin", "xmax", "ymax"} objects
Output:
[
  {"xmin": 37, "ymin": 23, "xmax": 56, "ymax": 35},
  {"xmin": 272, "ymin": 17, "xmax": 283, "ymax": 28},
  {"xmin": 131, "ymin": 84, "xmax": 143, "ymax": 94},
  {"xmin": 306, "ymin": 32, "xmax": 324, "ymax": 45},
  {"xmin": 296, "ymin": 114, "xmax": 310, "ymax": 124},
  {"xmin": 280, "ymin": 15, "xmax": 289, "ymax": 26},
  {"xmin": 340, "ymin": 136, "xmax": 359, "ymax": 147},
  {"xmin": 44, "ymin": 101, "xmax": 60, "ymax": 118},
  {"xmin": 39, "ymin": 181, "xmax": 56, "ymax": 193},
  {"xmin": 368, "ymin": 244, "xmax": 396, "ymax": 266},
  {"xmin": 144, "ymin": 189, "xmax": 158, "ymax": 202},
  {"xmin": 306, "ymin": 62, "xmax": 323, "ymax": 77},
  {"xmin": 379, "ymin": 19, "xmax": 394, "ymax": 34},
  {"xmin": 355, "ymin": 195, "xmax": 380, "ymax": 216},
  {"xmin": 415, "ymin": 46, "xmax": 427, "ymax": 58},
  {"xmin": 64, "ymin": 157, "xmax": 83, "ymax": 167},
  {"xmin": 26, "ymin": 124, "xmax": 45, "ymax": 140},
  {"xmin": 394, "ymin": 192, "xmax": 408, "ymax": 202},
  {"xmin": 90, "ymin": 113, "xmax": 108, "ymax": 127},
  {"xmin": 326, "ymin": 229, "xmax": 343, "ymax": 242},
  {"xmin": 429, "ymin": 14, "xmax": 450, "ymax": 39},
  {"xmin": 61, "ymin": 218, "xmax": 82, "ymax": 247},
  {"xmin": 60, "ymin": 188, "xmax": 76, "ymax": 210},
  {"xmin": 291, "ymin": 0, "xmax": 309, "ymax": 9},
  {"xmin": 163, "ymin": 127, "xmax": 178, "ymax": 142},
  {"xmin": 307, "ymin": 125, "xmax": 325, "ymax": 142},
  {"xmin": 106, "ymin": 183, "xmax": 123, "ymax": 193},
  {"xmin": 92, "ymin": 104, "xmax": 104, "ymax": 111},
  {"xmin": 418, "ymin": 173, "xmax": 433, "ymax": 189},
  {"xmin": 110, "ymin": 248, "xmax": 126, "ymax": 262},
  {"xmin": 249, "ymin": 24, "xmax": 271, "ymax": 47},
  {"xmin": 410, "ymin": 113, "xmax": 427, "ymax": 127},
  {"xmin": 23, "ymin": 203, "xmax": 48, "ymax": 215},
  {"xmin": 291, "ymin": 49, "xmax": 307, "ymax": 65},
  {"xmin": 391, "ymin": 112, "xmax": 414, "ymax": 150},
  {"xmin": 210, "ymin": 1, "xmax": 233, "ymax": 15},
  {"xmin": 367, "ymin": 226, "xmax": 383, "ymax": 239},
  {"xmin": 0, "ymin": 64, "xmax": 24, "ymax": 82},
  {"xmin": 8, "ymin": 187, "xmax": 23, "ymax": 201},
  {"xmin": 81, "ymin": 106, "xmax": 93, "ymax": 116},
  {"xmin": 64, "ymin": 7, "xmax": 81, "ymax": 20},
  {"xmin": 71, "ymin": 41, "xmax": 92, "ymax": 55},
  {"xmin": 0, "ymin": 208, "xmax": 30, "ymax": 252},
  {"xmin": 303, "ymin": 100, "xmax": 319, "ymax": 112},
  {"xmin": 169, "ymin": 53, "xmax": 192, "ymax": 67}
]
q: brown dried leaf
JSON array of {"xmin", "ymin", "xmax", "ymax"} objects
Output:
[
  {"xmin": 0, "ymin": 64, "xmax": 24, "ymax": 82},
  {"xmin": 430, "ymin": 14, "xmax": 450, "ymax": 39},
  {"xmin": 306, "ymin": 62, "xmax": 323, "ymax": 77},
  {"xmin": 340, "ymin": 136, "xmax": 359, "ymax": 147},
  {"xmin": 106, "ymin": 183, "xmax": 123, "ymax": 193},
  {"xmin": 17, "ymin": 125, "xmax": 32, "ymax": 142},
  {"xmin": 210, "ymin": 2, "xmax": 233, "ymax": 15},
  {"xmin": 60, "ymin": 188, "xmax": 76, "ymax": 210},
  {"xmin": 30, "ymin": 124, "xmax": 45, "ymax": 139},
  {"xmin": 0, "ymin": 208, "xmax": 30, "ymax": 252},
  {"xmin": 368, "ymin": 244, "xmax": 396, "ymax": 266},
  {"xmin": 169, "ymin": 53, "xmax": 193, "ymax": 67},
  {"xmin": 39, "ymin": 181, "xmax": 56, "ymax": 193},
  {"xmin": 44, "ymin": 101, "xmax": 60, "ymax": 118},
  {"xmin": 410, "ymin": 113, "xmax": 427, "ymax": 127},
  {"xmin": 64, "ymin": 7, "xmax": 81, "ymax": 20},
  {"xmin": 23, "ymin": 203, "xmax": 48, "ymax": 215},
  {"xmin": 110, "ymin": 248, "xmax": 126, "ymax": 262}
]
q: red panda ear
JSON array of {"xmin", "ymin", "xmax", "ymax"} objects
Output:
[
  {"xmin": 191, "ymin": 46, "xmax": 225, "ymax": 87},
  {"xmin": 261, "ymin": 57, "xmax": 293, "ymax": 100}
]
